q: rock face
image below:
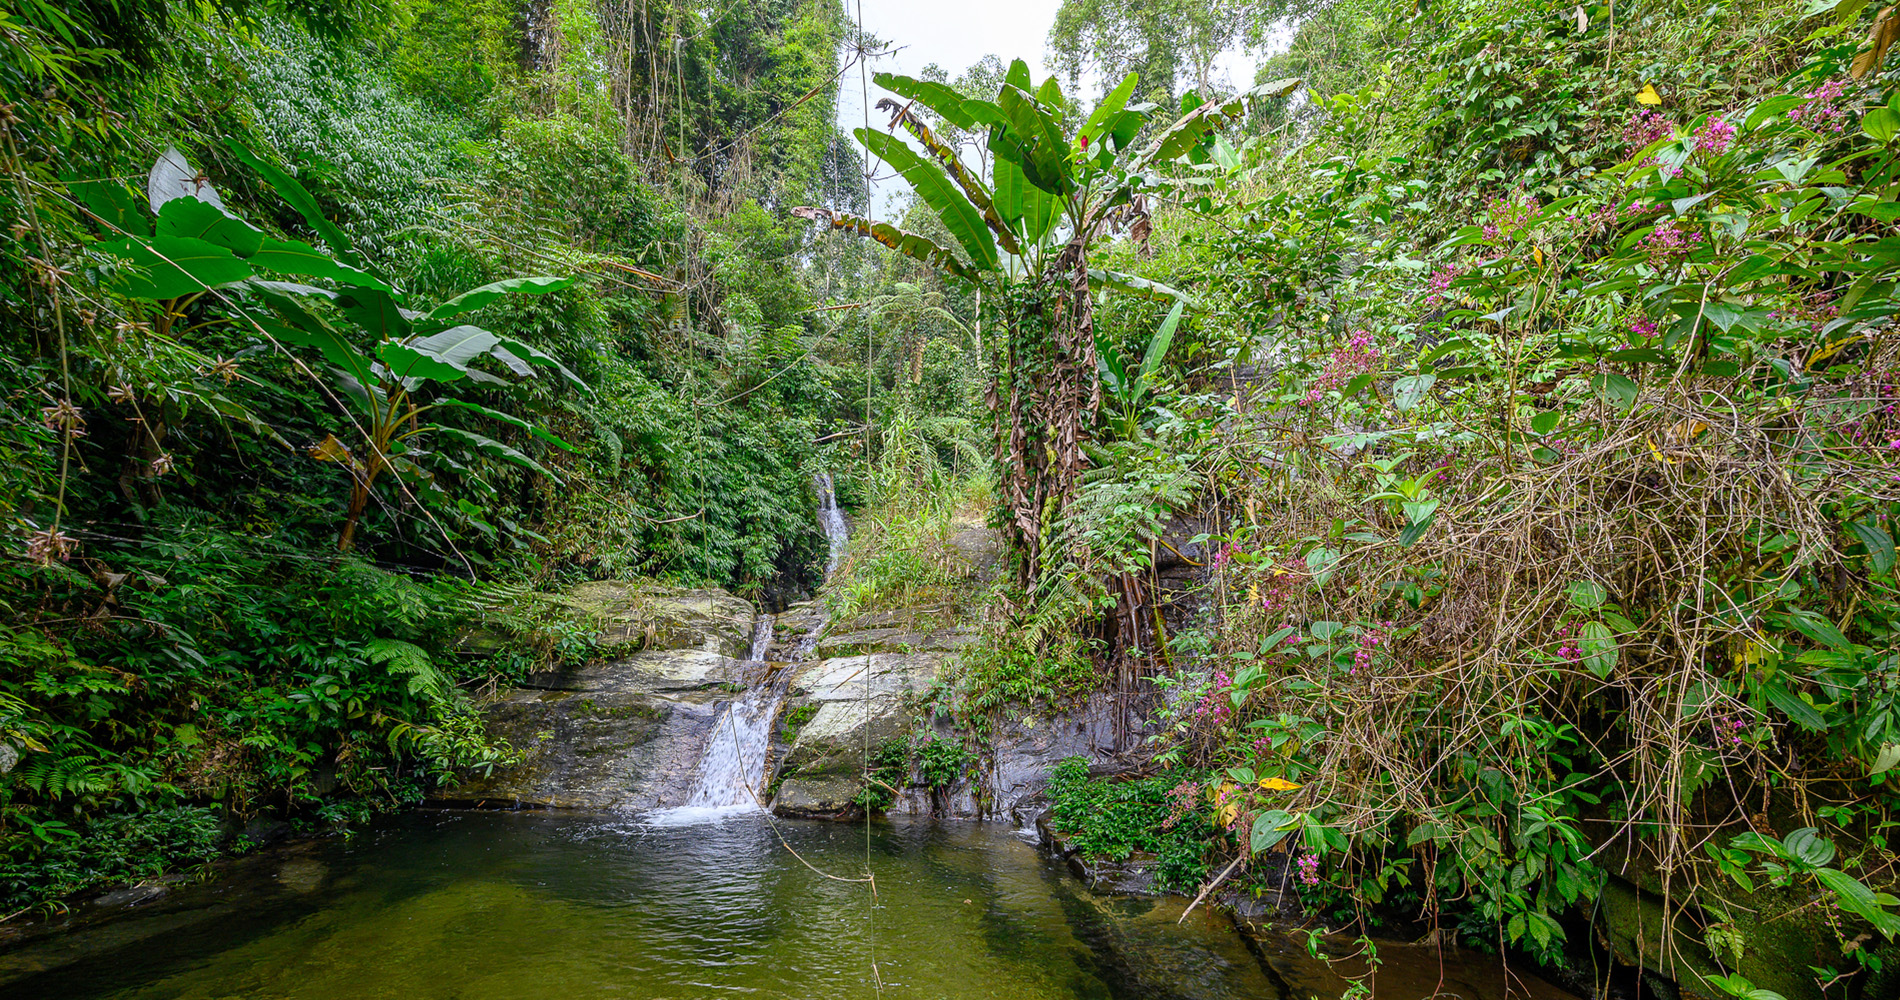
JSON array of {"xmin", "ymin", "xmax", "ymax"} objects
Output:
[{"xmin": 433, "ymin": 582, "xmax": 762, "ymax": 810}]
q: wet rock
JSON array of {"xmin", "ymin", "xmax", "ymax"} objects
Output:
[
  {"xmin": 434, "ymin": 649, "xmax": 756, "ymax": 810},
  {"xmin": 769, "ymin": 653, "xmax": 945, "ymax": 788},
  {"xmin": 771, "ymin": 776, "xmax": 863, "ymax": 818},
  {"xmin": 989, "ymin": 691, "xmax": 1142, "ymax": 822},
  {"xmin": 552, "ymin": 580, "xmax": 756, "ymax": 658},
  {"xmin": 94, "ymin": 885, "xmax": 167, "ymax": 908},
  {"xmin": 274, "ymin": 859, "xmax": 327, "ymax": 894}
]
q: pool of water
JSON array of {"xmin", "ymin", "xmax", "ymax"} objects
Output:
[{"xmin": 5, "ymin": 810, "xmax": 1285, "ymax": 1000}]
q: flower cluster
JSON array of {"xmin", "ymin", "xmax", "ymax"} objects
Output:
[
  {"xmin": 1695, "ymin": 116, "xmax": 1736, "ymax": 155},
  {"xmin": 1624, "ymin": 111, "xmax": 1676, "ymax": 173},
  {"xmin": 1208, "ymin": 541, "xmax": 1239, "ymax": 573},
  {"xmin": 1162, "ymin": 779, "xmax": 1201, "ymax": 830},
  {"xmin": 1303, "ymin": 330, "xmax": 1382, "ymax": 404},
  {"xmin": 1585, "ymin": 198, "xmax": 1655, "ymax": 232},
  {"xmin": 1425, "ymin": 265, "xmax": 1461, "ymax": 307},
  {"xmin": 1257, "ymin": 563, "xmax": 1304, "ymax": 613},
  {"xmin": 40, "ymin": 398, "xmax": 86, "ymax": 437},
  {"xmin": 1628, "ymin": 315, "xmax": 1659, "ymax": 340},
  {"xmin": 1296, "ymin": 852, "xmax": 1322, "ymax": 886},
  {"xmin": 1482, "ymin": 194, "xmax": 1539, "ymax": 244},
  {"xmin": 1641, "ymin": 220, "xmax": 1704, "ymax": 267},
  {"xmin": 1767, "ymin": 289, "xmax": 1839, "ymax": 335},
  {"xmin": 1554, "ymin": 622, "xmax": 1583, "ymax": 663},
  {"xmin": 150, "ymin": 453, "xmax": 175, "ymax": 476},
  {"xmin": 25, "ymin": 527, "xmax": 77, "ymax": 565},
  {"xmin": 1194, "ymin": 668, "xmax": 1234, "ymax": 726},
  {"xmin": 1351, "ymin": 623, "xmax": 1393, "ymax": 675},
  {"xmin": 1712, "ymin": 716, "xmax": 1747, "ymax": 747},
  {"xmin": 1624, "ymin": 109, "xmax": 1674, "ymax": 151},
  {"xmin": 1789, "ymin": 78, "xmax": 1850, "ymax": 134}
]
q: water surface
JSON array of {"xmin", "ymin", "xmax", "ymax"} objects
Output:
[{"xmin": 11, "ymin": 811, "xmax": 1283, "ymax": 1000}]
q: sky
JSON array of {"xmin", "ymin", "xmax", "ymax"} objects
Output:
[{"xmin": 833, "ymin": 0, "xmax": 1262, "ymax": 212}]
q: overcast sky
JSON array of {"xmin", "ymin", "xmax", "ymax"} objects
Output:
[{"xmin": 833, "ymin": 1, "xmax": 1261, "ymax": 212}]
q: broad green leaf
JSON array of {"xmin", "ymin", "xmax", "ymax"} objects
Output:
[
  {"xmin": 1087, "ymin": 269, "xmax": 1198, "ymax": 306},
  {"xmin": 380, "ymin": 325, "xmax": 508, "ymax": 383},
  {"xmin": 1592, "ymin": 371, "xmax": 1638, "ymax": 407},
  {"xmin": 1531, "ymin": 410, "xmax": 1561, "ymax": 435},
  {"xmin": 250, "ymin": 238, "xmax": 394, "ymax": 292},
  {"xmin": 227, "ymin": 140, "xmax": 364, "ymax": 267},
  {"xmin": 336, "ymin": 288, "xmax": 414, "ymax": 342},
  {"xmin": 430, "ymin": 398, "xmax": 577, "ymax": 452},
  {"xmin": 95, "ymin": 235, "xmax": 252, "ymax": 300},
  {"xmin": 1848, "ymin": 520, "xmax": 1896, "ymax": 574},
  {"xmin": 873, "ymin": 72, "xmax": 979, "ymax": 129},
  {"xmin": 1393, "ymin": 374, "xmax": 1438, "ymax": 412},
  {"xmin": 428, "ymin": 425, "xmax": 563, "ymax": 484},
  {"xmin": 1781, "ymin": 611, "xmax": 1851, "ymax": 650},
  {"xmin": 996, "ymin": 85, "xmax": 1074, "ymax": 196},
  {"xmin": 1139, "ymin": 77, "xmax": 1301, "ymax": 165},
  {"xmin": 147, "ymin": 146, "xmax": 225, "ymax": 212},
  {"xmin": 427, "ymin": 275, "xmax": 576, "ymax": 321},
  {"xmin": 1079, "ymin": 72, "xmax": 1140, "ymax": 149},
  {"xmin": 1579, "ymin": 621, "xmax": 1617, "ymax": 678},
  {"xmin": 1864, "ymin": 106, "xmax": 1900, "ymax": 144},
  {"xmin": 155, "ymin": 196, "xmax": 264, "ymax": 257},
  {"xmin": 1250, "ymin": 809, "xmax": 1296, "ymax": 853},
  {"xmin": 1763, "ymin": 681, "xmax": 1828, "ymax": 731},
  {"xmin": 1567, "ymin": 579, "xmax": 1608, "ymax": 609},
  {"xmin": 857, "ymin": 128, "xmax": 999, "ymax": 271},
  {"xmin": 1139, "ymin": 300, "xmax": 1186, "ymax": 382},
  {"xmin": 69, "ymin": 177, "xmax": 149, "ymax": 237}
]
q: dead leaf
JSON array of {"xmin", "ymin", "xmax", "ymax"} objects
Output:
[
  {"xmin": 1637, "ymin": 84, "xmax": 1662, "ymax": 105},
  {"xmin": 310, "ymin": 434, "xmax": 352, "ymax": 463},
  {"xmin": 1851, "ymin": 5, "xmax": 1900, "ymax": 79},
  {"xmin": 1258, "ymin": 776, "xmax": 1302, "ymax": 791},
  {"xmin": 1574, "ymin": 5, "xmax": 1588, "ymax": 32}
]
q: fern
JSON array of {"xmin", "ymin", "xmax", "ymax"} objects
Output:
[{"xmin": 364, "ymin": 638, "xmax": 455, "ymax": 701}]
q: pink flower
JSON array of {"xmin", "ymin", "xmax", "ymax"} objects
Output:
[
  {"xmin": 1790, "ymin": 78, "xmax": 1850, "ymax": 134},
  {"xmin": 25, "ymin": 527, "xmax": 77, "ymax": 565},
  {"xmin": 1695, "ymin": 117, "xmax": 1737, "ymax": 155},
  {"xmin": 1425, "ymin": 266, "xmax": 1462, "ymax": 307},
  {"xmin": 1629, "ymin": 316, "xmax": 1658, "ymax": 339},
  {"xmin": 1641, "ymin": 220, "xmax": 1704, "ymax": 267},
  {"xmin": 1297, "ymin": 852, "xmax": 1322, "ymax": 886},
  {"xmin": 1302, "ymin": 330, "xmax": 1383, "ymax": 404}
]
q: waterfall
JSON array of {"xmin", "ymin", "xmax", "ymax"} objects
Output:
[
  {"xmin": 815, "ymin": 472, "xmax": 849, "ymax": 578},
  {"xmin": 644, "ymin": 478, "xmax": 847, "ymax": 824}
]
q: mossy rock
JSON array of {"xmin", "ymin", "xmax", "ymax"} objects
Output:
[{"xmin": 551, "ymin": 580, "xmax": 755, "ymax": 658}]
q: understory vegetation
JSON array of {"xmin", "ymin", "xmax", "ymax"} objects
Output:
[
  {"xmin": 0, "ymin": 0, "xmax": 985, "ymax": 913},
  {"xmin": 7, "ymin": 0, "xmax": 1900, "ymax": 996}
]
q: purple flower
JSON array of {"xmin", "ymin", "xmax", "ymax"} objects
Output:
[
  {"xmin": 1790, "ymin": 78, "xmax": 1850, "ymax": 134},
  {"xmin": 1297, "ymin": 852, "xmax": 1322, "ymax": 886},
  {"xmin": 1641, "ymin": 221, "xmax": 1704, "ymax": 267},
  {"xmin": 1695, "ymin": 117, "xmax": 1736, "ymax": 155}
]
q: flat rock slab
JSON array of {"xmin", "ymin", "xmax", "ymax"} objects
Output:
[
  {"xmin": 552, "ymin": 581, "xmax": 756, "ymax": 658},
  {"xmin": 435, "ymin": 649, "xmax": 754, "ymax": 810}
]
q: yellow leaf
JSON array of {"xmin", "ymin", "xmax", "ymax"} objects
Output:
[
  {"xmin": 310, "ymin": 434, "xmax": 352, "ymax": 463},
  {"xmin": 1258, "ymin": 776, "xmax": 1302, "ymax": 791},
  {"xmin": 1534, "ymin": 246, "xmax": 1545, "ymax": 268},
  {"xmin": 1644, "ymin": 436, "xmax": 1676, "ymax": 465},
  {"xmin": 1636, "ymin": 84, "xmax": 1662, "ymax": 105}
]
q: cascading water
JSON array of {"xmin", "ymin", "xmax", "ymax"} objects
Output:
[
  {"xmin": 815, "ymin": 472, "xmax": 849, "ymax": 578},
  {"xmin": 649, "ymin": 483, "xmax": 848, "ymax": 824}
]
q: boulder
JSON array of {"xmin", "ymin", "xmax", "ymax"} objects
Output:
[
  {"xmin": 551, "ymin": 580, "xmax": 756, "ymax": 658},
  {"xmin": 436, "ymin": 580, "xmax": 764, "ymax": 811}
]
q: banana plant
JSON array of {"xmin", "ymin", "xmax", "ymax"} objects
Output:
[
  {"xmin": 1097, "ymin": 298, "xmax": 1185, "ymax": 440},
  {"xmin": 797, "ymin": 62, "xmax": 1298, "ymax": 584},
  {"xmin": 85, "ymin": 144, "xmax": 582, "ymax": 550}
]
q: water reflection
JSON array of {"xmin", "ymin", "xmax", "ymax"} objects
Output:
[{"xmin": 3, "ymin": 812, "xmax": 1577, "ymax": 1000}]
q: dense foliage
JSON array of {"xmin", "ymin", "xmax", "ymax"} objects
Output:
[{"xmin": 0, "ymin": 0, "xmax": 993, "ymax": 913}]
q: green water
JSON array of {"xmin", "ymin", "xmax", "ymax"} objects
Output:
[{"xmin": 7, "ymin": 811, "xmax": 1285, "ymax": 1000}]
